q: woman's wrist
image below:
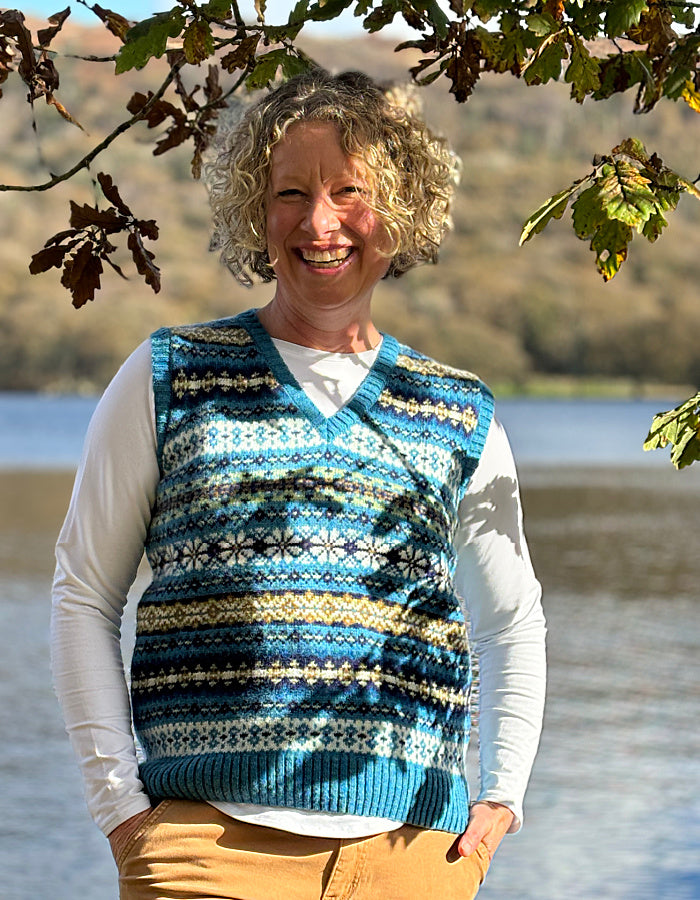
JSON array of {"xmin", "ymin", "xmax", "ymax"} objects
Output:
[{"xmin": 107, "ymin": 807, "xmax": 155, "ymax": 862}]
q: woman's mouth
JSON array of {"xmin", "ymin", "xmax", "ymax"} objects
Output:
[{"xmin": 297, "ymin": 247, "xmax": 354, "ymax": 269}]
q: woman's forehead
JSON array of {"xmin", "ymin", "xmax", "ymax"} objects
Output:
[{"xmin": 269, "ymin": 121, "xmax": 369, "ymax": 180}]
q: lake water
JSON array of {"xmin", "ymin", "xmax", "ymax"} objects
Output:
[{"xmin": 1, "ymin": 393, "xmax": 698, "ymax": 899}]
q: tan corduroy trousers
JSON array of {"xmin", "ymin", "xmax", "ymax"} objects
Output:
[{"xmin": 116, "ymin": 800, "xmax": 491, "ymax": 900}]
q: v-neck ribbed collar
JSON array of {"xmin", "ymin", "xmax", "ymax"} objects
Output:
[{"xmin": 237, "ymin": 308, "xmax": 400, "ymax": 439}]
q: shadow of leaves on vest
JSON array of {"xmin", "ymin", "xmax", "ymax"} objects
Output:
[{"xmin": 136, "ymin": 455, "xmax": 470, "ymax": 830}]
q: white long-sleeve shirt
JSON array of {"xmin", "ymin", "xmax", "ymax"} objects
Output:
[{"xmin": 51, "ymin": 334, "xmax": 546, "ymax": 839}]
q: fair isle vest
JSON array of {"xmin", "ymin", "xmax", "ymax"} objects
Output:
[{"xmin": 132, "ymin": 309, "xmax": 494, "ymax": 833}]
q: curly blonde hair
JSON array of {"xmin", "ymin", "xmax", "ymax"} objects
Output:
[{"xmin": 206, "ymin": 68, "xmax": 460, "ymax": 285}]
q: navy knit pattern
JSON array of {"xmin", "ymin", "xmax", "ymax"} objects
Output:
[{"xmin": 132, "ymin": 309, "xmax": 494, "ymax": 833}]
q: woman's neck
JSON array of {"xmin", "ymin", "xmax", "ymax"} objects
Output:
[{"xmin": 256, "ymin": 298, "xmax": 381, "ymax": 352}]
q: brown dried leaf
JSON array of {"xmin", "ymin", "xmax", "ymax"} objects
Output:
[
  {"xmin": 446, "ymin": 32, "xmax": 481, "ymax": 102},
  {"xmin": 46, "ymin": 92, "xmax": 86, "ymax": 130},
  {"xmin": 97, "ymin": 172, "xmax": 131, "ymax": 216},
  {"xmin": 0, "ymin": 36, "xmax": 13, "ymax": 97},
  {"xmin": 154, "ymin": 121, "xmax": 191, "ymax": 155},
  {"xmin": 135, "ymin": 218, "xmax": 159, "ymax": 241},
  {"xmin": 91, "ymin": 3, "xmax": 132, "ymax": 42},
  {"xmin": 44, "ymin": 227, "xmax": 81, "ymax": 247},
  {"xmin": 29, "ymin": 243, "xmax": 69, "ymax": 274},
  {"xmin": 544, "ymin": 0, "xmax": 564, "ymax": 21},
  {"xmin": 126, "ymin": 90, "xmax": 183, "ymax": 127},
  {"xmin": 103, "ymin": 256, "xmax": 129, "ymax": 279},
  {"xmin": 220, "ymin": 33, "xmax": 259, "ymax": 73},
  {"xmin": 61, "ymin": 242, "xmax": 104, "ymax": 308},
  {"xmin": 204, "ymin": 63, "xmax": 223, "ymax": 103},
  {"xmin": 69, "ymin": 200, "xmax": 124, "ymax": 231},
  {"xmin": 32, "ymin": 55, "xmax": 59, "ymax": 97},
  {"xmin": 37, "ymin": 7, "xmax": 71, "ymax": 48},
  {"xmin": 128, "ymin": 231, "xmax": 161, "ymax": 293},
  {"xmin": 182, "ymin": 20, "xmax": 214, "ymax": 66},
  {"xmin": 0, "ymin": 10, "xmax": 34, "ymax": 72}
]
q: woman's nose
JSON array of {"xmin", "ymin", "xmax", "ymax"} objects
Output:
[{"xmin": 303, "ymin": 194, "xmax": 340, "ymax": 236}]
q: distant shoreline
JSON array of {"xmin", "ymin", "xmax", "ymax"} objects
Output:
[
  {"xmin": 1, "ymin": 375, "xmax": 694, "ymax": 403},
  {"xmin": 491, "ymin": 375, "xmax": 695, "ymax": 401}
]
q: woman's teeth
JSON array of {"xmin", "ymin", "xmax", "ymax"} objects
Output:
[{"xmin": 301, "ymin": 248, "xmax": 352, "ymax": 268}]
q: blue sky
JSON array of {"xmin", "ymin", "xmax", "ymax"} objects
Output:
[{"xmin": 21, "ymin": 0, "xmax": 412, "ymax": 37}]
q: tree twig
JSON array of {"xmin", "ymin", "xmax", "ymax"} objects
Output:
[{"xmin": 0, "ymin": 61, "xmax": 183, "ymax": 193}]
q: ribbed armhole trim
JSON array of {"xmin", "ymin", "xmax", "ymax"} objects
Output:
[
  {"xmin": 150, "ymin": 327, "xmax": 172, "ymax": 471},
  {"xmin": 470, "ymin": 382, "xmax": 495, "ymax": 461}
]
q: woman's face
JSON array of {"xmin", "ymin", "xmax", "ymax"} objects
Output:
[{"xmin": 265, "ymin": 121, "xmax": 390, "ymax": 316}]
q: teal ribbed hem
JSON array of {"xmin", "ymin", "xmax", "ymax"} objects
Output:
[{"xmin": 140, "ymin": 751, "xmax": 470, "ymax": 834}]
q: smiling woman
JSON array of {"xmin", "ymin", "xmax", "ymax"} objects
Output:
[
  {"xmin": 51, "ymin": 67, "xmax": 546, "ymax": 900},
  {"xmin": 261, "ymin": 120, "xmax": 391, "ymax": 347},
  {"xmin": 207, "ymin": 70, "xmax": 459, "ymax": 288}
]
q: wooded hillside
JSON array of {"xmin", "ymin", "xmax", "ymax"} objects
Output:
[{"xmin": 2, "ymin": 23, "xmax": 699, "ymax": 394}]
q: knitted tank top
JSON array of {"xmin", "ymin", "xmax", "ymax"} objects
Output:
[{"xmin": 131, "ymin": 309, "xmax": 494, "ymax": 833}]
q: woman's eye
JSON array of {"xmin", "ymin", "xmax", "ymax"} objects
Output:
[
  {"xmin": 340, "ymin": 186, "xmax": 361, "ymax": 194},
  {"xmin": 277, "ymin": 189, "xmax": 304, "ymax": 198}
]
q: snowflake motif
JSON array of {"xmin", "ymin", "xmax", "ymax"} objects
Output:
[
  {"xmin": 395, "ymin": 545, "xmax": 431, "ymax": 579},
  {"xmin": 218, "ymin": 531, "xmax": 257, "ymax": 565},
  {"xmin": 352, "ymin": 535, "xmax": 387, "ymax": 571},
  {"xmin": 150, "ymin": 547, "xmax": 175, "ymax": 576},
  {"xmin": 179, "ymin": 538, "xmax": 211, "ymax": 570},
  {"xmin": 433, "ymin": 560, "xmax": 452, "ymax": 593},
  {"xmin": 309, "ymin": 529, "xmax": 347, "ymax": 564},
  {"xmin": 262, "ymin": 527, "xmax": 304, "ymax": 562}
]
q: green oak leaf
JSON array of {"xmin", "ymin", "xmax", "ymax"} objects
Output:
[
  {"xmin": 115, "ymin": 9, "xmax": 185, "ymax": 73},
  {"xmin": 199, "ymin": 0, "xmax": 233, "ymax": 20},
  {"xmin": 526, "ymin": 13, "xmax": 556, "ymax": 37},
  {"xmin": 598, "ymin": 161, "xmax": 658, "ymax": 228},
  {"xmin": 182, "ymin": 20, "xmax": 214, "ymax": 65},
  {"xmin": 566, "ymin": 34, "xmax": 600, "ymax": 102},
  {"xmin": 523, "ymin": 33, "xmax": 566, "ymax": 85},
  {"xmin": 425, "ymin": 0, "xmax": 450, "ymax": 39},
  {"xmin": 590, "ymin": 218, "xmax": 632, "ymax": 280},
  {"xmin": 519, "ymin": 183, "xmax": 581, "ymax": 245},
  {"xmin": 288, "ymin": 0, "xmax": 310, "ymax": 24},
  {"xmin": 305, "ymin": 0, "xmax": 354, "ymax": 23},
  {"xmin": 644, "ymin": 394, "xmax": 700, "ymax": 469},
  {"xmin": 571, "ymin": 182, "xmax": 608, "ymax": 239},
  {"xmin": 471, "ymin": 0, "xmax": 508, "ymax": 23},
  {"xmin": 245, "ymin": 48, "xmax": 308, "ymax": 88},
  {"xmin": 604, "ymin": 0, "xmax": 647, "ymax": 38},
  {"xmin": 641, "ymin": 209, "xmax": 668, "ymax": 242}
]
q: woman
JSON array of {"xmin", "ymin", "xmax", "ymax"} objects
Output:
[{"xmin": 52, "ymin": 69, "xmax": 546, "ymax": 900}]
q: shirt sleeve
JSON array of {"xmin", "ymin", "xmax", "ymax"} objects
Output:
[
  {"xmin": 51, "ymin": 339, "xmax": 159, "ymax": 836},
  {"xmin": 454, "ymin": 417, "xmax": 547, "ymax": 832}
]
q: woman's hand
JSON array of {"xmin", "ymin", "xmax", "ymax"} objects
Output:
[
  {"xmin": 457, "ymin": 801, "xmax": 514, "ymax": 861},
  {"xmin": 107, "ymin": 808, "xmax": 155, "ymax": 863}
]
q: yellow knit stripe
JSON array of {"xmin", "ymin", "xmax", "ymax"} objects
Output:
[
  {"xmin": 173, "ymin": 369, "xmax": 278, "ymax": 400},
  {"xmin": 396, "ymin": 353, "xmax": 478, "ymax": 382},
  {"xmin": 377, "ymin": 391, "xmax": 478, "ymax": 433},
  {"xmin": 132, "ymin": 658, "xmax": 468, "ymax": 708},
  {"xmin": 137, "ymin": 590, "xmax": 467, "ymax": 651},
  {"xmin": 171, "ymin": 325, "xmax": 252, "ymax": 345}
]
